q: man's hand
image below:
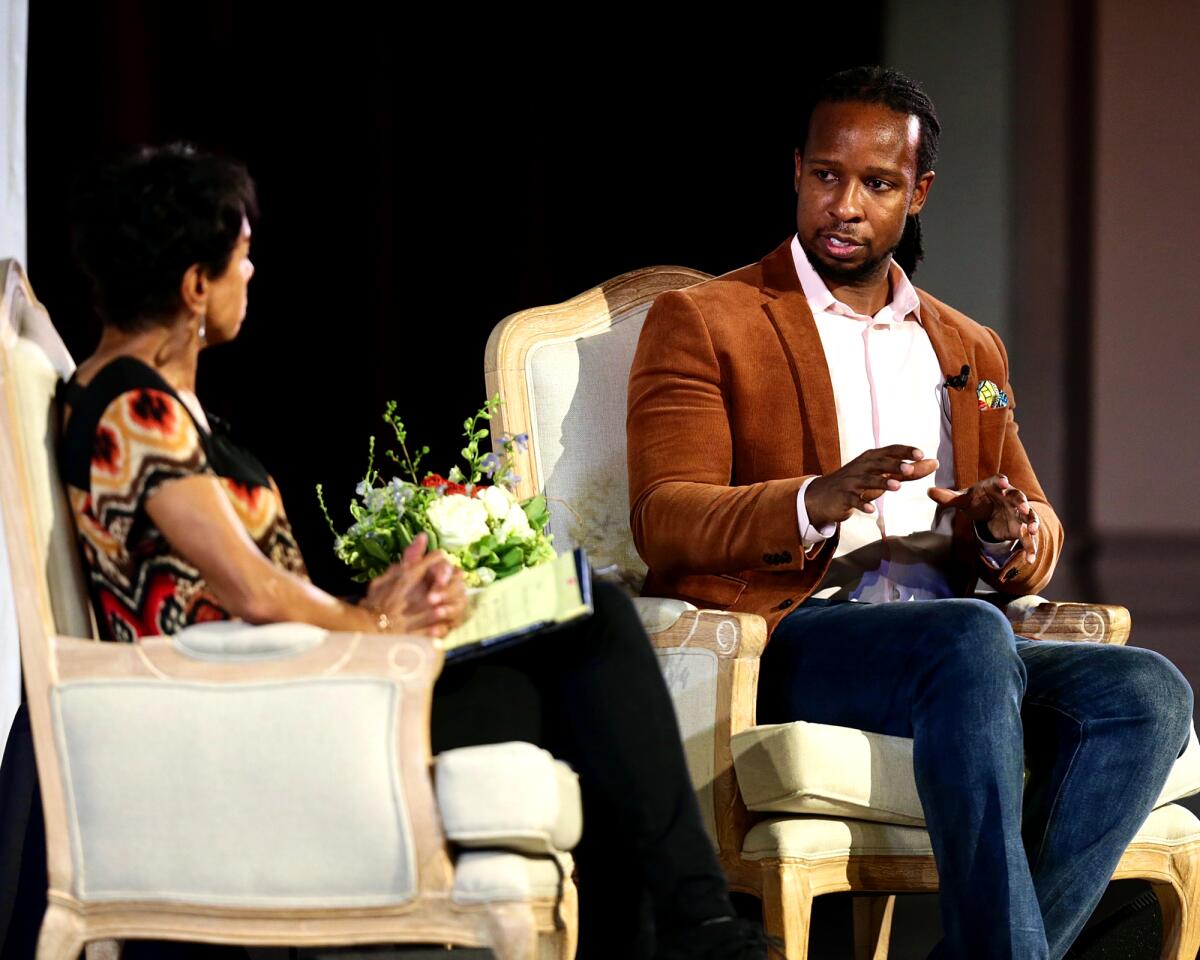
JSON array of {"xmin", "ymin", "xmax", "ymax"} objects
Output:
[
  {"xmin": 805, "ymin": 445, "xmax": 940, "ymax": 529},
  {"xmin": 928, "ymin": 475, "xmax": 1039, "ymax": 563}
]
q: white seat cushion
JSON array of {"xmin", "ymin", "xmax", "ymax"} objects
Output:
[
  {"xmin": 435, "ymin": 742, "xmax": 582, "ymax": 855},
  {"xmin": 733, "ymin": 720, "xmax": 1200, "ymax": 827},
  {"xmin": 452, "ymin": 850, "xmax": 573, "ymax": 904},
  {"xmin": 742, "ymin": 803, "xmax": 1200, "ymax": 863}
]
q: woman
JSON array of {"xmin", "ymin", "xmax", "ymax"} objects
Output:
[{"xmin": 1, "ymin": 144, "xmax": 771, "ymax": 960}]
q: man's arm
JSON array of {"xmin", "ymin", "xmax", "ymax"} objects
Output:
[{"xmin": 627, "ymin": 289, "xmax": 811, "ymax": 577}]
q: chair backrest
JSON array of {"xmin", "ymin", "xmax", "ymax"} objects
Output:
[
  {"xmin": 484, "ymin": 266, "xmax": 746, "ymax": 836},
  {"xmin": 484, "ymin": 266, "xmax": 709, "ymax": 593},
  {"xmin": 0, "ymin": 259, "xmax": 94, "ymax": 644}
]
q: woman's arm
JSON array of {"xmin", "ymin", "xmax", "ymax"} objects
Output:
[{"xmin": 146, "ymin": 474, "xmax": 465, "ymax": 634}]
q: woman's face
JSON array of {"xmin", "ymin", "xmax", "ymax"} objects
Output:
[{"xmin": 203, "ymin": 217, "xmax": 254, "ymax": 345}]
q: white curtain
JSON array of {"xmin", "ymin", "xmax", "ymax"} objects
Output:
[{"xmin": 1, "ymin": 0, "xmax": 29, "ymax": 745}]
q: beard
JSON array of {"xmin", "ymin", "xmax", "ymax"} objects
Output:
[{"xmin": 799, "ymin": 231, "xmax": 897, "ymax": 284}]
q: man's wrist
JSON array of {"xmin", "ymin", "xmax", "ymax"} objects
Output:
[
  {"xmin": 797, "ymin": 476, "xmax": 837, "ymax": 547},
  {"xmin": 975, "ymin": 520, "xmax": 1021, "ymax": 569}
]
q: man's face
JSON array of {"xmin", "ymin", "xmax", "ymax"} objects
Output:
[{"xmin": 795, "ymin": 100, "xmax": 934, "ymax": 284}]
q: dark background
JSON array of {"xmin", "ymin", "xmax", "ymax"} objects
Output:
[{"xmin": 26, "ymin": 2, "xmax": 883, "ymax": 594}]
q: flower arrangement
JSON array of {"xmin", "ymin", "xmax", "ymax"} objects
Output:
[{"xmin": 317, "ymin": 397, "xmax": 554, "ymax": 587}]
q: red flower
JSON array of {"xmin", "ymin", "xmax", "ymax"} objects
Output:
[{"xmin": 421, "ymin": 474, "xmax": 485, "ymax": 497}]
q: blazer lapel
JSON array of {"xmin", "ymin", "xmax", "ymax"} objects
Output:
[
  {"xmin": 919, "ymin": 293, "xmax": 978, "ymax": 489},
  {"xmin": 759, "ymin": 242, "xmax": 841, "ymax": 476}
]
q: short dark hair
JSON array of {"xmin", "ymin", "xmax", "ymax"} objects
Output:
[
  {"xmin": 800, "ymin": 66, "xmax": 941, "ymax": 277},
  {"xmin": 71, "ymin": 143, "xmax": 258, "ymax": 332}
]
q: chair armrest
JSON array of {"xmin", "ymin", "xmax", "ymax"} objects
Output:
[
  {"xmin": 1005, "ymin": 597, "xmax": 1131, "ymax": 646},
  {"xmin": 643, "ymin": 606, "xmax": 768, "ymax": 662},
  {"xmin": 641, "ymin": 603, "xmax": 767, "ymax": 885},
  {"xmin": 49, "ymin": 627, "xmax": 444, "ymax": 684}
]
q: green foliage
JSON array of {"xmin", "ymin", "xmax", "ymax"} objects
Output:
[{"xmin": 317, "ymin": 397, "xmax": 552, "ymax": 586}]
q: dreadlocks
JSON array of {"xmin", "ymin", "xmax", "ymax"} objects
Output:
[{"xmin": 801, "ymin": 66, "xmax": 941, "ymax": 277}]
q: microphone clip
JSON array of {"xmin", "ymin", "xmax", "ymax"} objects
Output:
[{"xmin": 944, "ymin": 364, "xmax": 971, "ymax": 391}]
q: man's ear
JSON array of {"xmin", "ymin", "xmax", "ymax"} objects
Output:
[
  {"xmin": 793, "ymin": 148, "xmax": 804, "ymax": 194},
  {"xmin": 179, "ymin": 264, "xmax": 208, "ymax": 315},
  {"xmin": 909, "ymin": 170, "xmax": 935, "ymax": 216}
]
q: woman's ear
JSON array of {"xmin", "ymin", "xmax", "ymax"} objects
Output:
[{"xmin": 179, "ymin": 263, "xmax": 209, "ymax": 315}]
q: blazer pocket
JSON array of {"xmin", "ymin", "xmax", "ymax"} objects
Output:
[{"xmin": 672, "ymin": 573, "xmax": 748, "ymax": 609}]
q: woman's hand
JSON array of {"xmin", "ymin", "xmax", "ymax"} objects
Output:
[{"xmin": 364, "ymin": 533, "xmax": 469, "ymax": 638}]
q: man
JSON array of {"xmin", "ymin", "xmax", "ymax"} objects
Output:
[{"xmin": 626, "ymin": 66, "xmax": 1192, "ymax": 959}]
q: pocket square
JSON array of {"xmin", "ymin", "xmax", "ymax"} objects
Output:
[{"xmin": 977, "ymin": 379, "xmax": 1009, "ymax": 410}]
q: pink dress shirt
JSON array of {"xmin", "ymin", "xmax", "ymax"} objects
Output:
[{"xmin": 789, "ymin": 236, "xmax": 1015, "ymax": 602}]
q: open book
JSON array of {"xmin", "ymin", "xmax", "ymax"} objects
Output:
[{"xmin": 440, "ymin": 549, "xmax": 593, "ymax": 663}]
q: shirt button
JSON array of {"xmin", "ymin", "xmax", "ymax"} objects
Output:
[{"xmin": 891, "ymin": 587, "xmax": 901, "ymax": 601}]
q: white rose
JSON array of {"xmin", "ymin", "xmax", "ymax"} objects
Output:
[
  {"xmin": 426, "ymin": 494, "xmax": 490, "ymax": 550},
  {"xmin": 479, "ymin": 485, "xmax": 517, "ymax": 522},
  {"xmin": 498, "ymin": 501, "xmax": 533, "ymax": 541}
]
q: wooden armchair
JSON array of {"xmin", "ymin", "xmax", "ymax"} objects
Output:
[
  {"xmin": 484, "ymin": 264, "xmax": 1200, "ymax": 960},
  {"xmin": 0, "ymin": 259, "xmax": 579, "ymax": 960}
]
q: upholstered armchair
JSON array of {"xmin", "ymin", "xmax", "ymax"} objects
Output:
[
  {"xmin": 484, "ymin": 264, "xmax": 1200, "ymax": 960},
  {"xmin": 0, "ymin": 258, "xmax": 580, "ymax": 960}
]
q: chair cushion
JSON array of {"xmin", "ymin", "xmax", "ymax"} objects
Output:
[
  {"xmin": 172, "ymin": 621, "xmax": 328, "ymax": 660},
  {"xmin": 54, "ymin": 677, "xmax": 417, "ymax": 907},
  {"xmin": 451, "ymin": 850, "xmax": 572, "ymax": 904},
  {"xmin": 742, "ymin": 803, "xmax": 1200, "ymax": 863},
  {"xmin": 435, "ymin": 742, "xmax": 582, "ymax": 854},
  {"xmin": 632, "ymin": 595, "xmax": 697, "ymax": 634},
  {"xmin": 732, "ymin": 720, "xmax": 1200, "ymax": 827},
  {"xmin": 526, "ymin": 304, "xmax": 653, "ymax": 591}
]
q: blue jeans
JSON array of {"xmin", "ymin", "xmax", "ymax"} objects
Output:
[{"xmin": 758, "ymin": 598, "xmax": 1193, "ymax": 960}]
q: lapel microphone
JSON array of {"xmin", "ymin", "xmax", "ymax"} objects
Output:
[{"xmin": 943, "ymin": 364, "xmax": 971, "ymax": 390}]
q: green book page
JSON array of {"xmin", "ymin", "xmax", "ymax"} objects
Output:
[{"xmin": 441, "ymin": 551, "xmax": 588, "ymax": 652}]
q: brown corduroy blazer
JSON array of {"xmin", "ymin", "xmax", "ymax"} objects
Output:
[{"xmin": 626, "ymin": 239, "xmax": 1063, "ymax": 637}]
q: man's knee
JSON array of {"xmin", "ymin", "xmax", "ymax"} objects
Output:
[
  {"xmin": 921, "ymin": 599, "xmax": 1026, "ymax": 695},
  {"xmin": 1113, "ymin": 647, "xmax": 1194, "ymax": 749},
  {"xmin": 928, "ymin": 599, "xmax": 1020, "ymax": 660}
]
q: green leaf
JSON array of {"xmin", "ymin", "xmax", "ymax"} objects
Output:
[{"xmin": 362, "ymin": 538, "xmax": 390, "ymax": 563}]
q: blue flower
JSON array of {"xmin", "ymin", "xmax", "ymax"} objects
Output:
[
  {"xmin": 513, "ymin": 433, "xmax": 529, "ymax": 453},
  {"xmin": 501, "ymin": 470, "xmax": 521, "ymax": 488},
  {"xmin": 355, "ymin": 480, "xmax": 370, "ymax": 497},
  {"xmin": 479, "ymin": 452, "xmax": 500, "ymax": 477}
]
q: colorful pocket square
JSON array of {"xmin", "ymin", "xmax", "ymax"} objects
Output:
[{"xmin": 977, "ymin": 379, "xmax": 1009, "ymax": 410}]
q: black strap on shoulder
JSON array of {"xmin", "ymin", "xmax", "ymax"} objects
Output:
[{"xmin": 58, "ymin": 356, "xmax": 271, "ymax": 491}]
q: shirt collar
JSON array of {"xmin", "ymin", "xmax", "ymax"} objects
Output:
[{"xmin": 789, "ymin": 233, "xmax": 922, "ymax": 326}]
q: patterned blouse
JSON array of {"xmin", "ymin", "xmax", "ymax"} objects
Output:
[{"xmin": 58, "ymin": 357, "xmax": 308, "ymax": 642}]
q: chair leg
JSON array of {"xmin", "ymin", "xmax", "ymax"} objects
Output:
[
  {"xmin": 852, "ymin": 895, "xmax": 895, "ymax": 960},
  {"xmin": 761, "ymin": 861, "xmax": 813, "ymax": 960},
  {"xmin": 484, "ymin": 902, "xmax": 538, "ymax": 960},
  {"xmin": 1151, "ymin": 845, "xmax": 1200, "ymax": 960},
  {"xmin": 36, "ymin": 904, "xmax": 86, "ymax": 960},
  {"xmin": 556, "ymin": 877, "xmax": 579, "ymax": 960}
]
